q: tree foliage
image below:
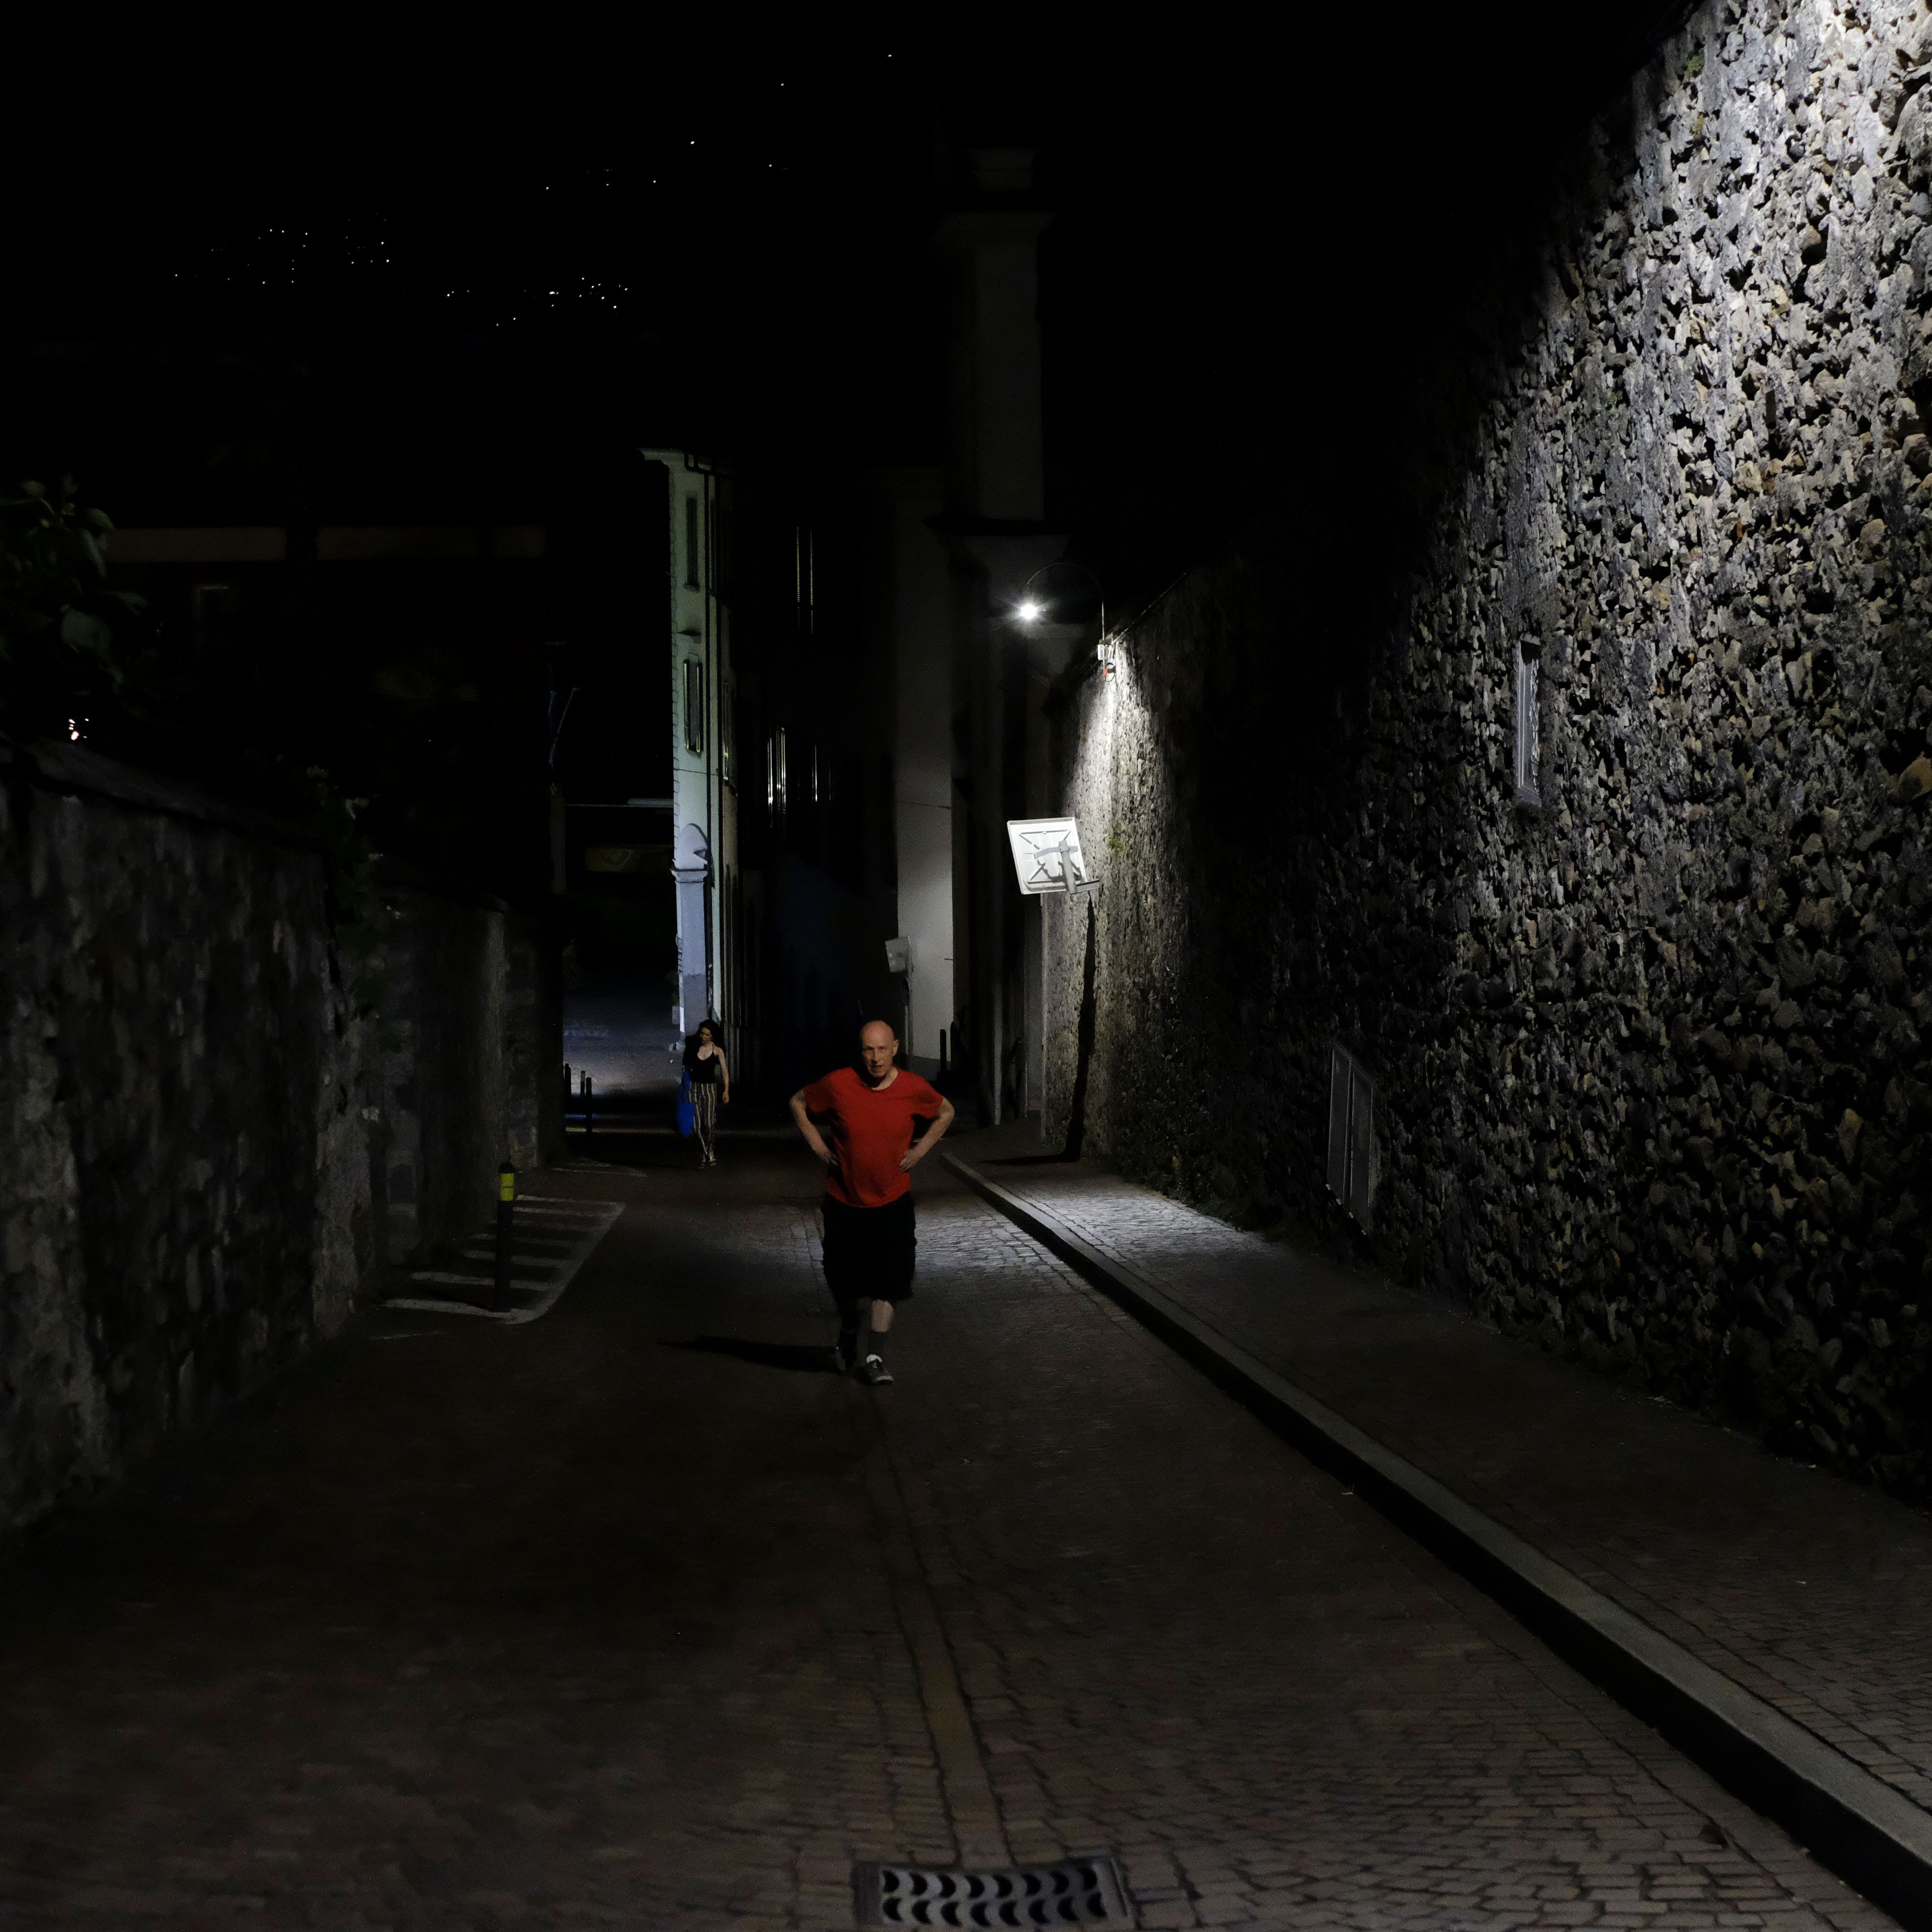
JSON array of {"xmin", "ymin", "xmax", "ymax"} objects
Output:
[
  {"xmin": 0, "ymin": 478, "xmax": 147, "ymax": 740},
  {"xmin": 0, "ymin": 482, "xmax": 387, "ymax": 1011}
]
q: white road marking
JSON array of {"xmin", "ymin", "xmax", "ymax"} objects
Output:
[
  {"xmin": 457, "ymin": 1252, "xmax": 584, "ymax": 1268},
  {"xmin": 386, "ymin": 1198, "xmax": 625, "ymax": 1325}
]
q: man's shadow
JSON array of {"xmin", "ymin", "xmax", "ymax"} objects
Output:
[{"xmin": 671, "ymin": 1335, "xmax": 837, "ymax": 1374}]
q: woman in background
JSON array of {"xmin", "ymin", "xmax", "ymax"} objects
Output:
[{"xmin": 684, "ymin": 1020, "xmax": 729, "ymax": 1166}]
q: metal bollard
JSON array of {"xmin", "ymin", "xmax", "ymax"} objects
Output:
[
  {"xmin": 582, "ymin": 1071, "xmax": 593, "ymax": 1142},
  {"xmin": 494, "ymin": 1161, "xmax": 515, "ymax": 1310}
]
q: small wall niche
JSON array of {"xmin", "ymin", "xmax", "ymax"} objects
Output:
[
  {"xmin": 1326, "ymin": 1043, "xmax": 1378, "ymax": 1230},
  {"xmin": 1514, "ymin": 638, "xmax": 1543, "ymax": 810}
]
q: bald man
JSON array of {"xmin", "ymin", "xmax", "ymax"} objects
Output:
[{"xmin": 790, "ymin": 1019, "xmax": 955, "ymax": 1385}]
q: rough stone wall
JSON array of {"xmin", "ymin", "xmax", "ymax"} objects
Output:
[
  {"xmin": 369, "ymin": 882, "xmax": 551, "ymax": 1266},
  {"xmin": 1, "ymin": 746, "xmax": 559, "ymax": 1534},
  {"xmin": 1049, "ymin": 0, "xmax": 1932, "ymax": 1492},
  {"xmin": 0, "ymin": 744, "xmax": 368, "ymax": 1532}
]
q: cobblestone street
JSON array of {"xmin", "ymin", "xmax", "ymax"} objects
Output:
[{"xmin": 0, "ymin": 1146, "xmax": 1898, "ymax": 1929}]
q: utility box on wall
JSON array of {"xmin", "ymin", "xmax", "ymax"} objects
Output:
[{"xmin": 1327, "ymin": 1044, "xmax": 1377, "ymax": 1231}]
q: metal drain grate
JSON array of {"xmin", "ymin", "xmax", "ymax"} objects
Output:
[{"xmin": 853, "ymin": 1854, "xmax": 1134, "ymax": 1927}]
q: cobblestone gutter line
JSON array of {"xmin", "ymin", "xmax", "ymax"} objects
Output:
[
  {"xmin": 849, "ymin": 1391, "xmax": 1015, "ymax": 1874},
  {"xmin": 786, "ymin": 1192, "xmax": 1018, "ymax": 1878},
  {"xmin": 942, "ymin": 1147, "xmax": 1932, "ymax": 1928}
]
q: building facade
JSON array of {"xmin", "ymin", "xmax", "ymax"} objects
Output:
[
  {"xmin": 929, "ymin": 147, "xmax": 1078, "ymax": 1124},
  {"xmin": 649, "ymin": 450, "xmax": 738, "ymax": 1044}
]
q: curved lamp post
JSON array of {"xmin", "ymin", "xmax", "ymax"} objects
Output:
[{"xmin": 1014, "ymin": 561, "xmax": 1116, "ymax": 676}]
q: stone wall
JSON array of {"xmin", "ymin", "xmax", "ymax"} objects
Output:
[
  {"xmin": 0, "ymin": 741, "xmax": 367, "ymax": 1532},
  {"xmin": 1048, "ymin": 0, "xmax": 1932, "ymax": 1492},
  {"xmin": 0, "ymin": 741, "xmax": 557, "ymax": 1534},
  {"xmin": 368, "ymin": 875, "xmax": 556, "ymax": 1267}
]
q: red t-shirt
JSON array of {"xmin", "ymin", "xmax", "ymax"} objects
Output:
[{"xmin": 802, "ymin": 1066, "xmax": 943, "ymax": 1208}]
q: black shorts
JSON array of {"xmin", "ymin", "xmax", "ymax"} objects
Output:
[{"xmin": 821, "ymin": 1193, "xmax": 917, "ymax": 1311}]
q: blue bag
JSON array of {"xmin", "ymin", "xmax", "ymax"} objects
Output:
[{"xmin": 675, "ymin": 1070, "xmax": 696, "ymax": 1138}]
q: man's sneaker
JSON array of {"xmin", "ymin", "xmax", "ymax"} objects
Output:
[
  {"xmin": 832, "ymin": 1332, "xmax": 859, "ymax": 1374},
  {"xmin": 858, "ymin": 1352, "xmax": 894, "ymax": 1387}
]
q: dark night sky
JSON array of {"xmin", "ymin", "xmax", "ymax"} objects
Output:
[
  {"xmin": 1, "ymin": 11, "xmax": 1695, "ymax": 895},
  {"xmin": 12, "ymin": 10, "xmax": 1690, "ymax": 590}
]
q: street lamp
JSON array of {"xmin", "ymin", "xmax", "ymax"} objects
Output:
[{"xmin": 1013, "ymin": 562, "xmax": 1116, "ymax": 676}]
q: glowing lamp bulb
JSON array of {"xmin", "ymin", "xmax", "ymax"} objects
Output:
[{"xmin": 1017, "ymin": 599, "xmax": 1043, "ymax": 623}]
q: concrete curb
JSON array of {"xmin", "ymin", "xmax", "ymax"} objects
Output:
[{"xmin": 941, "ymin": 1148, "xmax": 1932, "ymax": 1929}]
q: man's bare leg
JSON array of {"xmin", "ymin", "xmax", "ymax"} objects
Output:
[{"xmin": 857, "ymin": 1299, "xmax": 896, "ymax": 1385}]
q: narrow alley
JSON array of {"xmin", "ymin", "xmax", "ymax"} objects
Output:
[
  {"xmin": 0, "ymin": 1142, "xmax": 1890, "ymax": 1929},
  {"xmin": 14, "ymin": 10, "xmax": 1932, "ymax": 1930}
]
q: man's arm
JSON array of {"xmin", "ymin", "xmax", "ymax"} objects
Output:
[
  {"xmin": 899, "ymin": 1095, "xmax": 957, "ymax": 1172},
  {"xmin": 789, "ymin": 1088, "xmax": 835, "ymax": 1168}
]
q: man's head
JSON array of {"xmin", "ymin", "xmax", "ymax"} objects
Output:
[{"xmin": 859, "ymin": 1020, "xmax": 899, "ymax": 1083}]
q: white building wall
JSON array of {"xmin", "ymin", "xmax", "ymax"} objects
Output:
[
  {"xmin": 652, "ymin": 450, "xmax": 732, "ymax": 1041},
  {"xmin": 888, "ymin": 469, "xmax": 954, "ymax": 1077},
  {"xmin": 934, "ymin": 150, "xmax": 1061, "ymax": 1121}
]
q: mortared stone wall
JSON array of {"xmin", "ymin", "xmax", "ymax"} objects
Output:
[{"xmin": 1047, "ymin": 0, "xmax": 1932, "ymax": 1492}]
